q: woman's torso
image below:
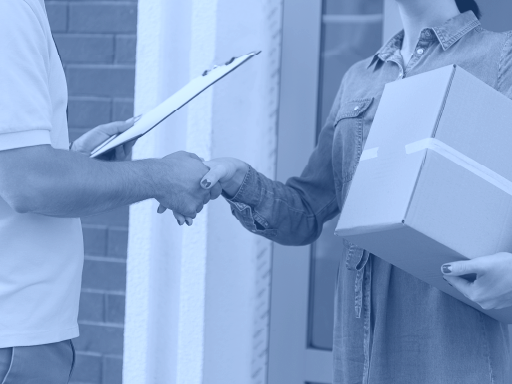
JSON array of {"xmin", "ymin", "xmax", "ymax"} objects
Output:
[{"xmin": 332, "ymin": 12, "xmax": 512, "ymax": 384}]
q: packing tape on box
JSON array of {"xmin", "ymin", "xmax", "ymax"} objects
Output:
[
  {"xmin": 408, "ymin": 138, "xmax": 512, "ymax": 195},
  {"xmin": 360, "ymin": 138, "xmax": 512, "ymax": 195}
]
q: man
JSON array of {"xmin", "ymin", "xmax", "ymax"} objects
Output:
[{"xmin": 0, "ymin": 0, "xmax": 219, "ymax": 381}]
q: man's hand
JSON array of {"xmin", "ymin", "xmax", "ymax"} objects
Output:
[
  {"xmin": 153, "ymin": 152, "xmax": 222, "ymax": 224},
  {"xmin": 442, "ymin": 252, "xmax": 512, "ymax": 310},
  {"xmin": 71, "ymin": 117, "xmax": 139, "ymax": 161}
]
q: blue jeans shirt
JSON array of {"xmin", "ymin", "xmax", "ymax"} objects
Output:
[{"xmin": 227, "ymin": 11, "xmax": 512, "ymax": 384}]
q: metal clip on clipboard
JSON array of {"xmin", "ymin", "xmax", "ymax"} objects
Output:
[{"xmin": 90, "ymin": 51, "xmax": 261, "ymax": 158}]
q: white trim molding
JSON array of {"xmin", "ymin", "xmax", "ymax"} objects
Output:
[{"xmin": 124, "ymin": 0, "xmax": 283, "ymax": 383}]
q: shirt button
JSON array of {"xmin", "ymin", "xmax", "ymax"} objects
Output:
[{"xmin": 417, "ymin": 48, "xmax": 424, "ymax": 55}]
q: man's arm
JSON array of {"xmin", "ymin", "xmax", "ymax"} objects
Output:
[{"xmin": 0, "ymin": 145, "xmax": 216, "ymax": 218}]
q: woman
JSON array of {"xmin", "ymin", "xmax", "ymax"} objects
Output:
[{"xmin": 189, "ymin": 0, "xmax": 512, "ymax": 382}]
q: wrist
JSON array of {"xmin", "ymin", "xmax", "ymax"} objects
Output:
[
  {"xmin": 222, "ymin": 162, "xmax": 249, "ymax": 197},
  {"xmin": 139, "ymin": 158, "xmax": 168, "ymax": 201}
]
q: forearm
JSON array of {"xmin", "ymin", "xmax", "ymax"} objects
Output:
[
  {"xmin": 0, "ymin": 146, "xmax": 161, "ymax": 217},
  {"xmin": 226, "ymin": 166, "xmax": 339, "ymax": 246}
]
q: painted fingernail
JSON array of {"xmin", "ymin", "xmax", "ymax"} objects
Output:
[
  {"xmin": 442, "ymin": 265, "xmax": 452, "ymax": 274},
  {"xmin": 202, "ymin": 179, "xmax": 211, "ymax": 188},
  {"xmin": 186, "ymin": 219, "xmax": 192, "ymax": 226}
]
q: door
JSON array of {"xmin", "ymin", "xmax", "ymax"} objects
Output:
[
  {"xmin": 268, "ymin": 1, "xmax": 512, "ymax": 383},
  {"xmin": 268, "ymin": 1, "xmax": 390, "ymax": 383}
]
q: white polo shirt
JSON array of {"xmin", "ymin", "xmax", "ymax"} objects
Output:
[{"xmin": 0, "ymin": 0, "xmax": 84, "ymax": 347}]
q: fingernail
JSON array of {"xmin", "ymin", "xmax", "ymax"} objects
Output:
[
  {"xmin": 177, "ymin": 219, "xmax": 181, "ymax": 225},
  {"xmin": 185, "ymin": 219, "xmax": 192, "ymax": 226},
  {"xmin": 442, "ymin": 265, "xmax": 452, "ymax": 274},
  {"xmin": 202, "ymin": 179, "xmax": 211, "ymax": 188}
]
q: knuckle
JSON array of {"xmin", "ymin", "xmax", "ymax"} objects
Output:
[{"xmin": 455, "ymin": 263, "xmax": 467, "ymax": 274}]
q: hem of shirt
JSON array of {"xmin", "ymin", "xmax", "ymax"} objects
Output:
[
  {"xmin": 0, "ymin": 130, "xmax": 51, "ymax": 151},
  {"xmin": 0, "ymin": 325, "xmax": 79, "ymax": 348}
]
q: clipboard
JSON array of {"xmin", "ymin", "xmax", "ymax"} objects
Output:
[{"xmin": 90, "ymin": 51, "xmax": 261, "ymax": 158}]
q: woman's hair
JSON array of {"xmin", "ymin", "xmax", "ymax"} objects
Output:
[{"xmin": 455, "ymin": 0, "xmax": 481, "ymax": 19}]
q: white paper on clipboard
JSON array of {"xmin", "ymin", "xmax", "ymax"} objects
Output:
[{"xmin": 90, "ymin": 51, "xmax": 261, "ymax": 158}]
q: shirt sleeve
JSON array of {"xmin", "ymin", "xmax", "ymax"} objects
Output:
[
  {"xmin": 0, "ymin": 0, "xmax": 52, "ymax": 151},
  {"xmin": 224, "ymin": 82, "xmax": 344, "ymax": 246},
  {"xmin": 497, "ymin": 31, "xmax": 512, "ymax": 100}
]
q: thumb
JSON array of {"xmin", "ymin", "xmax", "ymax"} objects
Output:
[
  {"xmin": 441, "ymin": 259, "xmax": 484, "ymax": 277},
  {"xmin": 200, "ymin": 161, "xmax": 227, "ymax": 190}
]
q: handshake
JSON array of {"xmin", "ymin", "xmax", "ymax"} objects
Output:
[
  {"xmin": 144, "ymin": 152, "xmax": 249, "ymax": 226},
  {"xmin": 72, "ymin": 118, "xmax": 249, "ymax": 224}
]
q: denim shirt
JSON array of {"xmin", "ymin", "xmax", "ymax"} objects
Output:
[{"xmin": 227, "ymin": 12, "xmax": 512, "ymax": 384}]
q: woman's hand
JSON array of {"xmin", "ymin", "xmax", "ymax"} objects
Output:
[
  {"xmin": 71, "ymin": 116, "xmax": 140, "ymax": 161},
  {"xmin": 200, "ymin": 157, "xmax": 249, "ymax": 197},
  {"xmin": 172, "ymin": 157, "xmax": 249, "ymax": 226},
  {"xmin": 442, "ymin": 252, "xmax": 512, "ymax": 310}
]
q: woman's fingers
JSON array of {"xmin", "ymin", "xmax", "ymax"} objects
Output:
[
  {"xmin": 441, "ymin": 259, "xmax": 485, "ymax": 277},
  {"xmin": 173, "ymin": 211, "xmax": 185, "ymax": 225},
  {"xmin": 443, "ymin": 275, "xmax": 473, "ymax": 297},
  {"xmin": 157, "ymin": 204, "xmax": 167, "ymax": 214},
  {"xmin": 200, "ymin": 161, "xmax": 226, "ymax": 190},
  {"xmin": 210, "ymin": 183, "xmax": 223, "ymax": 200}
]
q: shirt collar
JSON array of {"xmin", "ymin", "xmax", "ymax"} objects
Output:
[{"xmin": 367, "ymin": 11, "xmax": 480, "ymax": 69}]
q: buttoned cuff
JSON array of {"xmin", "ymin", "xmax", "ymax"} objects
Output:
[
  {"xmin": 223, "ymin": 166, "xmax": 277, "ymax": 237},
  {"xmin": 223, "ymin": 166, "xmax": 261, "ymax": 208}
]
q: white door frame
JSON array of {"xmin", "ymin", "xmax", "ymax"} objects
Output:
[{"xmin": 268, "ymin": 1, "xmax": 401, "ymax": 383}]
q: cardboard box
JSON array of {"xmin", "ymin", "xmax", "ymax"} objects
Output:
[{"xmin": 335, "ymin": 65, "xmax": 512, "ymax": 323}]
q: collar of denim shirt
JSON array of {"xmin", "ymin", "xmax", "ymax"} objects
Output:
[{"xmin": 367, "ymin": 11, "xmax": 480, "ymax": 69}]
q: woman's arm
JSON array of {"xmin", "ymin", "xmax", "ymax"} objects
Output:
[{"xmin": 198, "ymin": 119, "xmax": 341, "ymax": 246}]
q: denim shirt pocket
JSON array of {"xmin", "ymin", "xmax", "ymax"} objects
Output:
[
  {"xmin": 332, "ymin": 98, "xmax": 373, "ymax": 185},
  {"xmin": 343, "ymin": 238, "xmax": 367, "ymax": 271}
]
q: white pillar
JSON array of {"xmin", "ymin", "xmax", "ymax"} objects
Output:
[{"xmin": 123, "ymin": 0, "xmax": 283, "ymax": 383}]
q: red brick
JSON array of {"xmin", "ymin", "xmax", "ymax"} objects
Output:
[
  {"xmin": 78, "ymin": 292, "xmax": 105, "ymax": 322},
  {"xmin": 103, "ymin": 356, "xmax": 122, "ymax": 384},
  {"xmin": 107, "ymin": 228, "xmax": 128, "ymax": 258},
  {"xmin": 83, "ymin": 225, "xmax": 108, "ymax": 256},
  {"xmin": 68, "ymin": 97, "xmax": 112, "ymax": 128},
  {"xmin": 106, "ymin": 294, "xmax": 125, "ymax": 324},
  {"xmin": 53, "ymin": 34, "xmax": 114, "ymax": 63},
  {"xmin": 69, "ymin": 3, "xmax": 137, "ymax": 33},
  {"xmin": 112, "ymin": 99, "xmax": 134, "ymax": 122},
  {"xmin": 70, "ymin": 352, "xmax": 102, "ymax": 384},
  {"xmin": 82, "ymin": 259, "xmax": 126, "ymax": 292},
  {"xmin": 45, "ymin": 2, "xmax": 68, "ymax": 32},
  {"xmin": 74, "ymin": 323, "xmax": 124, "ymax": 355},
  {"xmin": 67, "ymin": 65, "xmax": 135, "ymax": 98},
  {"xmin": 115, "ymin": 35, "xmax": 137, "ymax": 63}
]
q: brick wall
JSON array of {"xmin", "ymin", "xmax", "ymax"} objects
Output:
[{"xmin": 44, "ymin": 1, "xmax": 138, "ymax": 383}]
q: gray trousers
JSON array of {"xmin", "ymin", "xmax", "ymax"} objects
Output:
[{"xmin": 0, "ymin": 340, "xmax": 75, "ymax": 383}]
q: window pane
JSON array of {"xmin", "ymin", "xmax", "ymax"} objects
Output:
[{"xmin": 309, "ymin": 0, "xmax": 383, "ymax": 351}]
